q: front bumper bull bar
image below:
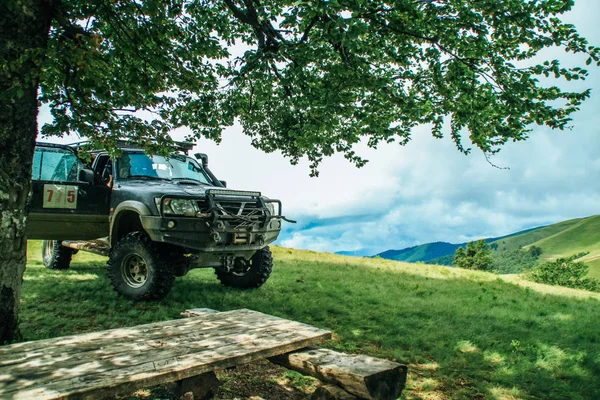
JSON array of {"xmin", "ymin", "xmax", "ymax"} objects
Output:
[{"xmin": 142, "ymin": 189, "xmax": 294, "ymax": 252}]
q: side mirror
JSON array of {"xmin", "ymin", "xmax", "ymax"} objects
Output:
[
  {"xmin": 219, "ymin": 180, "xmax": 227, "ymax": 188},
  {"xmin": 79, "ymin": 168, "xmax": 95, "ymax": 184}
]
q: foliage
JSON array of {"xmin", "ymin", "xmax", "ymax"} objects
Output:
[
  {"xmin": 572, "ymin": 251, "xmax": 591, "ymax": 259},
  {"xmin": 528, "ymin": 245, "xmax": 543, "ymax": 257},
  {"xmin": 528, "ymin": 256, "xmax": 600, "ymax": 292},
  {"xmin": 429, "ymin": 253, "xmax": 454, "ymax": 266},
  {"xmin": 491, "ymin": 248, "xmax": 541, "ymax": 274},
  {"xmin": 453, "ymin": 239, "xmax": 494, "ymax": 271},
  {"xmin": 21, "ymin": 241, "xmax": 600, "ymax": 399},
  {"xmin": 4, "ymin": 0, "xmax": 599, "ymax": 172}
]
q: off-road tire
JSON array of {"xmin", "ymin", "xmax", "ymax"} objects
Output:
[
  {"xmin": 215, "ymin": 246, "xmax": 273, "ymax": 289},
  {"xmin": 107, "ymin": 232, "xmax": 175, "ymax": 301},
  {"xmin": 42, "ymin": 240, "xmax": 73, "ymax": 270}
]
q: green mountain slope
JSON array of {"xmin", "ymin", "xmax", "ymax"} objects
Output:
[
  {"xmin": 489, "ymin": 217, "xmax": 585, "ymax": 252},
  {"xmin": 519, "ymin": 215, "xmax": 600, "ymax": 278}
]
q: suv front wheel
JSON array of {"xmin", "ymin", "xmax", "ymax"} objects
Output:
[
  {"xmin": 215, "ymin": 246, "xmax": 273, "ymax": 289},
  {"xmin": 107, "ymin": 232, "xmax": 174, "ymax": 301}
]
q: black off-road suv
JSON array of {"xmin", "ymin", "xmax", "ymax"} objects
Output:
[{"xmin": 27, "ymin": 141, "xmax": 292, "ymax": 300}]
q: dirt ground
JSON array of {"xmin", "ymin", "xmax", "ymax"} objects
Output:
[
  {"xmin": 119, "ymin": 360, "xmax": 320, "ymax": 400},
  {"xmin": 214, "ymin": 360, "xmax": 319, "ymax": 399}
]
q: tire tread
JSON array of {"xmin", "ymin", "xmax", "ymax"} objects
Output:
[
  {"xmin": 215, "ymin": 246, "xmax": 273, "ymax": 289},
  {"xmin": 107, "ymin": 232, "xmax": 174, "ymax": 301},
  {"xmin": 42, "ymin": 240, "xmax": 73, "ymax": 270}
]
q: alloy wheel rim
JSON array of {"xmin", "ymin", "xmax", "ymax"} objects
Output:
[{"xmin": 120, "ymin": 253, "xmax": 149, "ymax": 288}]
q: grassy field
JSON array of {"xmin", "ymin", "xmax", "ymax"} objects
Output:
[{"xmin": 20, "ymin": 241, "xmax": 600, "ymax": 400}]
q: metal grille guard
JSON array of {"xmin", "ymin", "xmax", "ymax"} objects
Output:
[{"xmin": 157, "ymin": 191, "xmax": 296, "ymax": 224}]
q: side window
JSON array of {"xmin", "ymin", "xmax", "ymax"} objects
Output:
[
  {"xmin": 32, "ymin": 149, "xmax": 42, "ymax": 180},
  {"xmin": 34, "ymin": 147, "xmax": 85, "ymax": 183}
]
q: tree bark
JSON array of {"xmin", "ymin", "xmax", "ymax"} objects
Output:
[{"xmin": 0, "ymin": 0, "xmax": 52, "ymax": 344}]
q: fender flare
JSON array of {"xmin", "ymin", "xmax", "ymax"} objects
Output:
[{"xmin": 110, "ymin": 201, "xmax": 153, "ymax": 246}]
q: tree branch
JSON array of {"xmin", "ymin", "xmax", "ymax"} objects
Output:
[{"xmin": 49, "ymin": 0, "xmax": 90, "ymax": 39}]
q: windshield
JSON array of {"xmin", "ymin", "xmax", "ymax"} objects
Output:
[{"xmin": 116, "ymin": 153, "xmax": 212, "ymax": 184}]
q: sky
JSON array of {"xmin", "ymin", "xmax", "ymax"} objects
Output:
[{"xmin": 39, "ymin": 1, "xmax": 600, "ymax": 256}]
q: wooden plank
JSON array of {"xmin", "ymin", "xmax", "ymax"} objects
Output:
[
  {"xmin": 270, "ymin": 347, "xmax": 407, "ymax": 400},
  {"xmin": 0, "ymin": 309, "xmax": 331, "ymax": 400},
  {"xmin": 0, "ymin": 310, "xmax": 319, "ymax": 377},
  {"xmin": 1, "ymin": 318, "xmax": 310, "ymax": 389},
  {"xmin": 0, "ymin": 310, "xmax": 282, "ymax": 367}
]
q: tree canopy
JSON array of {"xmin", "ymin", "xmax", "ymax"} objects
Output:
[
  {"xmin": 453, "ymin": 239, "xmax": 494, "ymax": 271},
  {"xmin": 23, "ymin": 0, "xmax": 600, "ymax": 174}
]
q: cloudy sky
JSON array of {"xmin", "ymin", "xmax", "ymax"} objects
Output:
[{"xmin": 40, "ymin": 1, "xmax": 600, "ymax": 256}]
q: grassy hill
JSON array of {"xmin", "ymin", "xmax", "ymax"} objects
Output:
[
  {"xmin": 488, "ymin": 217, "xmax": 585, "ymax": 252},
  {"xmin": 490, "ymin": 215, "xmax": 600, "ymax": 278},
  {"xmin": 19, "ymin": 241, "xmax": 600, "ymax": 400}
]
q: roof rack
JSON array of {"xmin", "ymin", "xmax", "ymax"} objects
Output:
[{"xmin": 65, "ymin": 140, "xmax": 196, "ymax": 154}]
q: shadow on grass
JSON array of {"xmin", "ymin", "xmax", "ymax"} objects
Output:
[{"xmin": 18, "ymin": 253, "xmax": 600, "ymax": 400}]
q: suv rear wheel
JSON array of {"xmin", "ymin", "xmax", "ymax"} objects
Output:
[
  {"xmin": 42, "ymin": 240, "xmax": 74, "ymax": 270},
  {"xmin": 107, "ymin": 232, "xmax": 174, "ymax": 301},
  {"xmin": 215, "ymin": 246, "xmax": 273, "ymax": 288}
]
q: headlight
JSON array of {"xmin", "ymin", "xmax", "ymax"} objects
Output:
[{"xmin": 156, "ymin": 198, "xmax": 199, "ymax": 216}]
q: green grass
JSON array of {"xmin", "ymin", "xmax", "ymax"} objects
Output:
[
  {"xmin": 585, "ymin": 258, "xmax": 600, "ymax": 279},
  {"xmin": 20, "ymin": 241, "xmax": 600, "ymax": 400}
]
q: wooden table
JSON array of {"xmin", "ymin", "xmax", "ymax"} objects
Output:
[{"xmin": 0, "ymin": 309, "xmax": 331, "ymax": 399}]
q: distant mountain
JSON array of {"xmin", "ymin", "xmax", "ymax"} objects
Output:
[
  {"xmin": 375, "ymin": 215, "xmax": 600, "ymax": 278},
  {"xmin": 375, "ymin": 226, "xmax": 545, "ymax": 263},
  {"xmin": 377, "ymin": 242, "xmax": 464, "ymax": 263}
]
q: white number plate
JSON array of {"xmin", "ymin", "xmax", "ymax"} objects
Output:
[{"xmin": 43, "ymin": 184, "xmax": 78, "ymax": 209}]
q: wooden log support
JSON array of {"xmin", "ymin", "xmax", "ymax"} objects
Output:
[
  {"xmin": 312, "ymin": 384, "xmax": 358, "ymax": 400},
  {"xmin": 270, "ymin": 347, "xmax": 407, "ymax": 400},
  {"xmin": 61, "ymin": 238, "xmax": 110, "ymax": 256}
]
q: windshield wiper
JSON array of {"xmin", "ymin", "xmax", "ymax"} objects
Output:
[{"xmin": 172, "ymin": 178, "xmax": 207, "ymax": 185}]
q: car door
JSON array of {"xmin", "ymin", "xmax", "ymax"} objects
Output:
[{"xmin": 27, "ymin": 144, "xmax": 111, "ymax": 240}]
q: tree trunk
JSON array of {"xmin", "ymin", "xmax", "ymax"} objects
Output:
[{"xmin": 0, "ymin": 0, "xmax": 52, "ymax": 344}]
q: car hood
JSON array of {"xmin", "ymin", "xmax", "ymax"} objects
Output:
[
  {"xmin": 117, "ymin": 180, "xmax": 212, "ymax": 197},
  {"xmin": 116, "ymin": 180, "xmax": 263, "ymax": 199}
]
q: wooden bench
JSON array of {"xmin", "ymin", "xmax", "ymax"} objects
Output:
[
  {"xmin": 184, "ymin": 309, "xmax": 408, "ymax": 400},
  {"xmin": 0, "ymin": 309, "xmax": 330, "ymax": 399}
]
